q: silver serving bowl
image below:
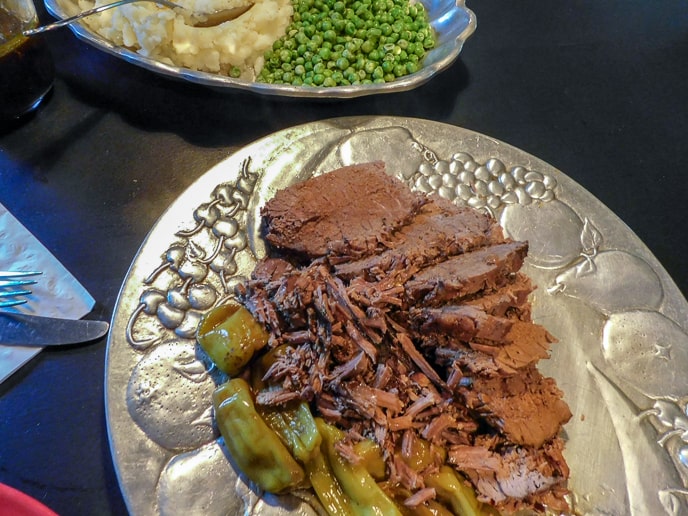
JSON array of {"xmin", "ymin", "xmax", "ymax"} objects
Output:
[{"xmin": 46, "ymin": 0, "xmax": 476, "ymax": 98}]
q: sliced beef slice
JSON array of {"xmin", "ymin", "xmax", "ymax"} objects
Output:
[
  {"xmin": 426, "ymin": 317, "xmax": 555, "ymax": 371},
  {"xmin": 462, "ymin": 272, "xmax": 534, "ymax": 320},
  {"xmin": 261, "ymin": 161, "xmax": 426, "ymax": 259},
  {"xmin": 404, "ymin": 241, "xmax": 529, "ymax": 305},
  {"xmin": 469, "ymin": 366, "xmax": 572, "ymax": 447},
  {"xmin": 489, "ymin": 320, "xmax": 556, "ymax": 370},
  {"xmin": 412, "ymin": 305, "xmax": 514, "ymax": 343},
  {"xmin": 451, "ymin": 439, "xmax": 569, "ymax": 509},
  {"xmin": 334, "ymin": 196, "xmax": 502, "ymax": 281}
]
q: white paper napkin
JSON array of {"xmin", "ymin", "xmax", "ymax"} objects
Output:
[{"xmin": 0, "ymin": 202, "xmax": 95, "ymax": 383}]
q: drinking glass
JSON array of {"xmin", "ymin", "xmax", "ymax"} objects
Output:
[{"xmin": 0, "ymin": 0, "xmax": 55, "ymax": 123}]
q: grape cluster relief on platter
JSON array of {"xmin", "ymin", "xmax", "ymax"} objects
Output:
[{"xmin": 126, "ymin": 158, "xmax": 259, "ymax": 350}]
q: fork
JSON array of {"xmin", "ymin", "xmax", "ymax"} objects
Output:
[
  {"xmin": 0, "ymin": 271, "xmax": 42, "ymax": 308},
  {"xmin": 22, "ymin": 0, "xmax": 182, "ymax": 36},
  {"xmin": 21, "ymin": 0, "xmax": 253, "ymax": 36}
]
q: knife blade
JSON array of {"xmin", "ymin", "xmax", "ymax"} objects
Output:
[{"xmin": 0, "ymin": 312, "xmax": 109, "ymax": 347}]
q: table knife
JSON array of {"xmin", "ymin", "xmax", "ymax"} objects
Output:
[{"xmin": 0, "ymin": 312, "xmax": 109, "ymax": 346}]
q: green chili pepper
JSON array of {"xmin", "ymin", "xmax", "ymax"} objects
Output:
[
  {"xmin": 260, "ymin": 401, "xmax": 322, "ymax": 464},
  {"xmin": 399, "ymin": 436, "xmax": 446, "ymax": 471},
  {"xmin": 316, "ymin": 418, "xmax": 402, "ymax": 516},
  {"xmin": 213, "ymin": 378, "xmax": 306, "ymax": 493},
  {"xmin": 387, "ymin": 486, "xmax": 455, "ymax": 516},
  {"xmin": 352, "ymin": 439, "xmax": 386, "ymax": 480},
  {"xmin": 196, "ymin": 303, "xmax": 269, "ymax": 376},
  {"xmin": 306, "ymin": 450, "xmax": 359, "ymax": 516},
  {"xmin": 425, "ymin": 466, "xmax": 485, "ymax": 516}
]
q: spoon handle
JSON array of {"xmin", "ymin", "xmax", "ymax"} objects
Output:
[{"xmin": 23, "ymin": 0, "xmax": 180, "ymax": 36}]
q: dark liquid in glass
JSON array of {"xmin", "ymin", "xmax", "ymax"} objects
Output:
[{"xmin": 0, "ymin": 7, "xmax": 54, "ymax": 122}]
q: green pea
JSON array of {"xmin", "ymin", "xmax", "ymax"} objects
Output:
[
  {"xmin": 257, "ymin": 0, "xmax": 436, "ymax": 87},
  {"xmin": 333, "ymin": 57, "xmax": 347, "ymax": 69},
  {"xmin": 364, "ymin": 59, "xmax": 377, "ymax": 73}
]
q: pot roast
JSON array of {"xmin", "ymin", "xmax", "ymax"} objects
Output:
[{"xmin": 236, "ymin": 161, "xmax": 572, "ymax": 514}]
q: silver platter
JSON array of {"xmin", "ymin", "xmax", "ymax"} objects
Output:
[
  {"xmin": 45, "ymin": 0, "xmax": 475, "ymax": 98},
  {"xmin": 106, "ymin": 116, "xmax": 688, "ymax": 515}
]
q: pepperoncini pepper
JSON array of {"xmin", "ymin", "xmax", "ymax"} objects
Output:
[
  {"xmin": 249, "ymin": 344, "xmax": 323, "ymax": 463},
  {"xmin": 316, "ymin": 418, "xmax": 402, "ymax": 516},
  {"xmin": 306, "ymin": 449, "xmax": 359, "ymax": 516},
  {"xmin": 212, "ymin": 378, "xmax": 305, "ymax": 493},
  {"xmin": 197, "ymin": 303, "xmax": 269, "ymax": 376},
  {"xmin": 260, "ymin": 401, "xmax": 322, "ymax": 464},
  {"xmin": 425, "ymin": 466, "xmax": 485, "ymax": 516},
  {"xmin": 399, "ymin": 435, "xmax": 446, "ymax": 471},
  {"xmin": 386, "ymin": 485, "xmax": 455, "ymax": 516},
  {"xmin": 352, "ymin": 439, "xmax": 386, "ymax": 480}
]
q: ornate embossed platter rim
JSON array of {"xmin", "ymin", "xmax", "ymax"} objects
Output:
[{"xmin": 106, "ymin": 116, "xmax": 688, "ymax": 516}]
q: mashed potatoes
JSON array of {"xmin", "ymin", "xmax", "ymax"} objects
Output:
[{"xmin": 79, "ymin": 0, "xmax": 293, "ymax": 78}]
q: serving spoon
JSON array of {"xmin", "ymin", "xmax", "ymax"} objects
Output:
[{"xmin": 22, "ymin": 0, "xmax": 254, "ymax": 36}]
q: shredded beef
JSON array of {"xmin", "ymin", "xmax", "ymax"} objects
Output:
[{"xmin": 239, "ymin": 162, "xmax": 572, "ymax": 514}]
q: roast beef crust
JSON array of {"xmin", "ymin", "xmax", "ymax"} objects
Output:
[{"xmin": 239, "ymin": 162, "xmax": 572, "ymax": 514}]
